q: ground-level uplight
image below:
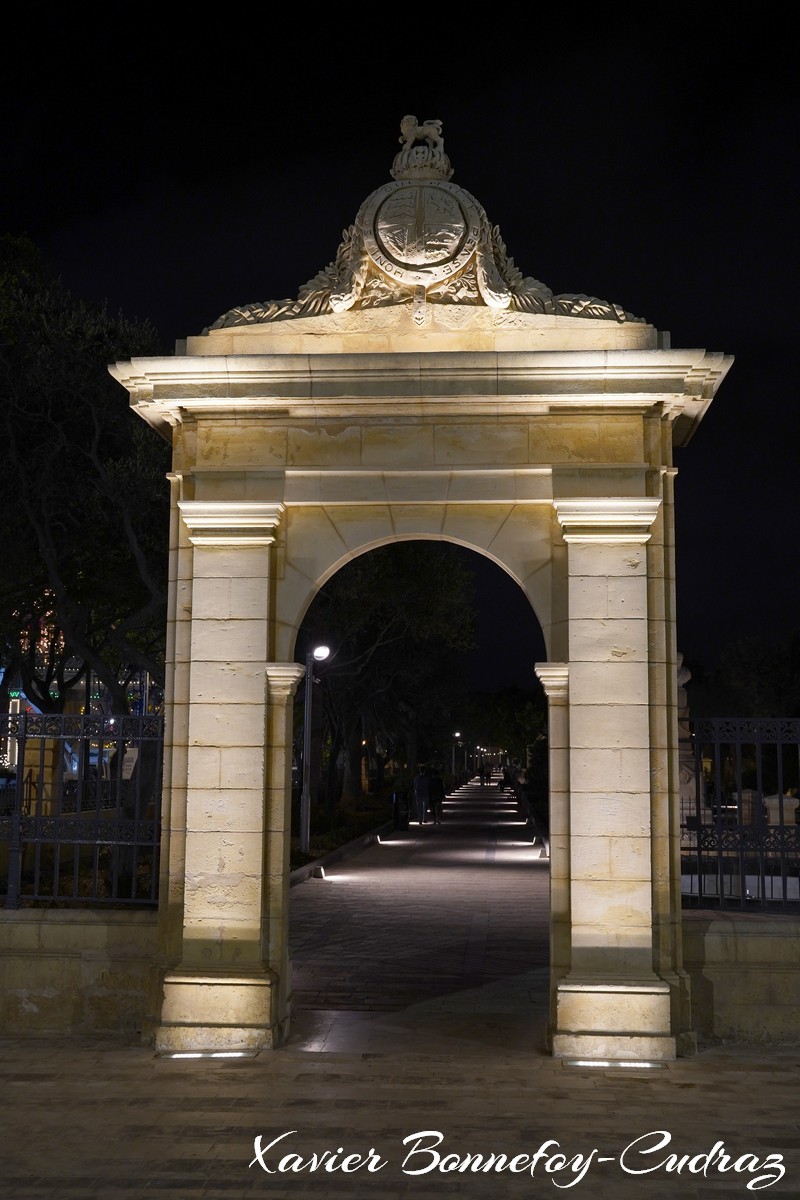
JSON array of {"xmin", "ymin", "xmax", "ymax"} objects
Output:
[
  {"xmin": 300, "ymin": 645, "xmax": 330, "ymax": 855},
  {"xmin": 158, "ymin": 1049, "xmax": 259, "ymax": 1059},
  {"xmin": 563, "ymin": 1059, "xmax": 666, "ymax": 1070}
]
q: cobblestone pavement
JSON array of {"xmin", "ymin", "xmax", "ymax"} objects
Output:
[{"xmin": 1, "ymin": 778, "xmax": 799, "ymax": 1198}]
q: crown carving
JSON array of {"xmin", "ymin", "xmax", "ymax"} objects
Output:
[{"xmin": 391, "ymin": 115, "xmax": 454, "ymax": 181}]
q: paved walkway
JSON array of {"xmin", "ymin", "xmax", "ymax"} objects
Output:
[
  {"xmin": 1, "ymin": 777, "xmax": 799, "ymax": 1198},
  {"xmin": 287, "ymin": 773, "xmax": 550, "ymax": 1055}
]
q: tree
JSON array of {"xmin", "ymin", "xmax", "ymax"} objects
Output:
[
  {"xmin": 298, "ymin": 541, "xmax": 478, "ymax": 807},
  {"xmin": 686, "ymin": 636, "xmax": 800, "ymax": 718},
  {"xmin": 0, "ymin": 236, "xmax": 170, "ymax": 712},
  {"xmin": 459, "ymin": 685, "xmax": 547, "ymax": 764}
]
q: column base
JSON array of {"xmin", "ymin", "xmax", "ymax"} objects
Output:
[
  {"xmin": 552, "ymin": 975, "xmax": 676, "ymax": 1061},
  {"xmin": 155, "ymin": 970, "xmax": 289, "ymax": 1055}
]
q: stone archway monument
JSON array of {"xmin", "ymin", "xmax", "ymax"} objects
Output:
[{"xmin": 111, "ymin": 117, "xmax": 732, "ymax": 1060}]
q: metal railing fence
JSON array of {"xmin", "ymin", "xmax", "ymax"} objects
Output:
[
  {"xmin": 682, "ymin": 717, "xmax": 800, "ymax": 911},
  {"xmin": 3, "ymin": 711, "xmax": 799, "ymax": 913},
  {"xmin": 0, "ymin": 711, "xmax": 163, "ymax": 908}
]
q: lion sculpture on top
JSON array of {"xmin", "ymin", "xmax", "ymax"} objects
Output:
[{"xmin": 399, "ymin": 115, "xmax": 443, "ymax": 150}]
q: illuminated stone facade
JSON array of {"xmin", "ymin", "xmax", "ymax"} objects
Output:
[{"xmin": 110, "ymin": 119, "xmax": 732, "ymax": 1058}]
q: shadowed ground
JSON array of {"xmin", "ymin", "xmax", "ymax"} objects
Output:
[{"xmin": 1, "ymin": 776, "xmax": 798, "ymax": 1198}]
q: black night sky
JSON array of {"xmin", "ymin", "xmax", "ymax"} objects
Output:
[{"xmin": 3, "ymin": 18, "xmax": 797, "ymax": 691}]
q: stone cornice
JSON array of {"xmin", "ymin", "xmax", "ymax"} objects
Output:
[
  {"xmin": 535, "ymin": 663, "xmax": 569, "ymax": 699},
  {"xmin": 264, "ymin": 663, "xmax": 306, "ymax": 698},
  {"xmin": 109, "ymin": 350, "xmax": 733, "ymax": 444},
  {"xmin": 178, "ymin": 501, "xmax": 285, "ymax": 546},
  {"xmin": 554, "ymin": 498, "xmax": 661, "ymax": 544}
]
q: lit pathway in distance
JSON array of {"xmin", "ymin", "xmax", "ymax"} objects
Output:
[{"xmin": 287, "ymin": 773, "xmax": 550, "ymax": 1056}]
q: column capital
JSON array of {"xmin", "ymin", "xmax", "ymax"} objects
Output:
[
  {"xmin": 265, "ymin": 662, "xmax": 306, "ymax": 700},
  {"xmin": 535, "ymin": 662, "xmax": 569, "ymax": 700},
  {"xmin": 178, "ymin": 501, "xmax": 285, "ymax": 546},
  {"xmin": 554, "ymin": 498, "xmax": 661, "ymax": 544}
]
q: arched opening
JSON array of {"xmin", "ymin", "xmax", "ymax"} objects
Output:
[{"xmin": 286, "ymin": 540, "xmax": 552, "ymax": 1053}]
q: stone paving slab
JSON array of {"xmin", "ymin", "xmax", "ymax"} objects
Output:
[
  {"xmin": 1, "ymin": 1036, "xmax": 799, "ymax": 1198},
  {"xmin": 1, "ymin": 779, "xmax": 798, "ymax": 1198}
]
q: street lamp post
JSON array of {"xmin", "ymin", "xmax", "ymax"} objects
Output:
[
  {"xmin": 300, "ymin": 644, "xmax": 330, "ymax": 855},
  {"xmin": 452, "ymin": 732, "xmax": 461, "ymax": 777}
]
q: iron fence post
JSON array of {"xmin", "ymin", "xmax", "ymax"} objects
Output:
[{"xmin": 5, "ymin": 763, "xmax": 22, "ymax": 902}]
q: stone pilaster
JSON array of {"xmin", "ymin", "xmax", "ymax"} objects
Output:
[
  {"xmin": 156, "ymin": 473, "xmax": 189, "ymax": 970},
  {"xmin": 155, "ymin": 501, "xmax": 303, "ymax": 1054},
  {"xmin": 263, "ymin": 663, "xmax": 307, "ymax": 1036},
  {"xmin": 533, "ymin": 662, "xmax": 569, "ymax": 1050},
  {"xmin": 550, "ymin": 497, "xmax": 675, "ymax": 1060}
]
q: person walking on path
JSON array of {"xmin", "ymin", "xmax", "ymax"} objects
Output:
[
  {"xmin": 412, "ymin": 765, "xmax": 431, "ymax": 825},
  {"xmin": 429, "ymin": 769, "xmax": 445, "ymax": 824}
]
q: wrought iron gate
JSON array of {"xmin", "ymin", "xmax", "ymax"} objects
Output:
[
  {"xmin": 682, "ymin": 718, "xmax": 800, "ymax": 910},
  {"xmin": 0, "ymin": 711, "xmax": 163, "ymax": 907}
]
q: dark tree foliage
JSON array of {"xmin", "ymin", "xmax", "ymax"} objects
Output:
[
  {"xmin": 0, "ymin": 236, "xmax": 170, "ymax": 712},
  {"xmin": 458, "ymin": 685, "xmax": 547, "ymax": 764},
  {"xmin": 298, "ymin": 541, "xmax": 478, "ymax": 805},
  {"xmin": 686, "ymin": 636, "xmax": 800, "ymax": 718}
]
